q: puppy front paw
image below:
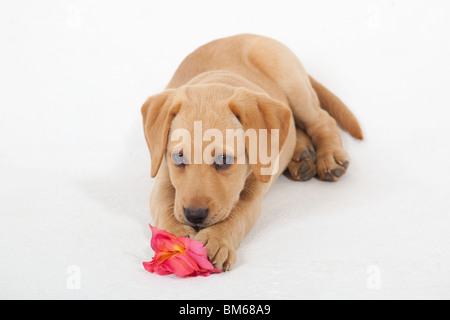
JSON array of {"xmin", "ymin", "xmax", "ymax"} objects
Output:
[
  {"xmin": 160, "ymin": 223, "xmax": 197, "ymax": 239},
  {"xmin": 195, "ymin": 230, "xmax": 237, "ymax": 272}
]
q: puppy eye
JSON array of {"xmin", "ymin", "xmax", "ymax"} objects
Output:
[
  {"xmin": 214, "ymin": 155, "xmax": 234, "ymax": 170},
  {"xmin": 172, "ymin": 152, "xmax": 187, "ymax": 168}
]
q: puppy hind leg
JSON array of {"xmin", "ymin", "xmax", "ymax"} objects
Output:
[{"xmin": 282, "ymin": 77, "xmax": 350, "ymax": 182}]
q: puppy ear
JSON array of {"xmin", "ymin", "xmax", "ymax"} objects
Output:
[
  {"xmin": 229, "ymin": 89, "xmax": 292, "ymax": 183},
  {"xmin": 141, "ymin": 89, "xmax": 180, "ymax": 178}
]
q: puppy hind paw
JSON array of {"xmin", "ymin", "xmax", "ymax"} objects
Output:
[
  {"xmin": 285, "ymin": 146, "xmax": 317, "ymax": 182},
  {"xmin": 316, "ymin": 149, "xmax": 350, "ymax": 182}
]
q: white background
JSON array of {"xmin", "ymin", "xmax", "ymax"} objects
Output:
[{"xmin": 1, "ymin": 0, "xmax": 450, "ymax": 299}]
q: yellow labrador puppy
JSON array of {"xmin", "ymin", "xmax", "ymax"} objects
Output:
[{"xmin": 142, "ymin": 34, "xmax": 362, "ymax": 271}]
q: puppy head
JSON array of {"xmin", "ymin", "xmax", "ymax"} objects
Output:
[{"xmin": 142, "ymin": 85, "xmax": 291, "ymax": 228}]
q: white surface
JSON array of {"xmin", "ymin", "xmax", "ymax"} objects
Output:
[{"xmin": 1, "ymin": 0, "xmax": 450, "ymax": 300}]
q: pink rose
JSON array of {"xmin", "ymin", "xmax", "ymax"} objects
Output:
[{"xmin": 143, "ymin": 225, "xmax": 221, "ymax": 277}]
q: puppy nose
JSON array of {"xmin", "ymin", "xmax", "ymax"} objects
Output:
[{"xmin": 184, "ymin": 207, "xmax": 209, "ymax": 225}]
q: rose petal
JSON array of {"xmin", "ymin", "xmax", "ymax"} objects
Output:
[
  {"xmin": 143, "ymin": 251, "xmax": 174, "ymax": 275},
  {"xmin": 149, "ymin": 225, "xmax": 184, "ymax": 253},
  {"xmin": 179, "ymin": 236, "xmax": 221, "ymax": 273},
  {"xmin": 143, "ymin": 261, "xmax": 172, "ymax": 276},
  {"xmin": 179, "ymin": 236, "xmax": 207, "ymax": 256},
  {"xmin": 186, "ymin": 249, "xmax": 216, "ymax": 271},
  {"xmin": 164, "ymin": 254, "xmax": 198, "ymax": 277}
]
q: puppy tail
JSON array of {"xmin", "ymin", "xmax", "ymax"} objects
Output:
[{"xmin": 309, "ymin": 76, "xmax": 364, "ymax": 140}]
